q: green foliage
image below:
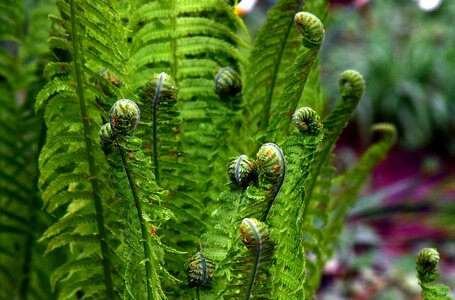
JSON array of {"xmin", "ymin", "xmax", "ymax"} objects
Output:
[
  {"xmin": 416, "ymin": 248, "xmax": 451, "ymax": 300},
  {"xmin": 0, "ymin": 0, "xmax": 399, "ymax": 299}
]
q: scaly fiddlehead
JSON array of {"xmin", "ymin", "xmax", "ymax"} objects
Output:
[
  {"xmin": 228, "ymin": 154, "xmax": 256, "ymax": 187},
  {"xmin": 416, "ymin": 248, "xmax": 451, "ymax": 300},
  {"xmin": 186, "ymin": 251, "xmax": 215, "ymax": 299}
]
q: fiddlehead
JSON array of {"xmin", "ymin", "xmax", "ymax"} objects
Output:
[
  {"xmin": 241, "ymin": 143, "xmax": 286, "ymax": 221},
  {"xmin": 416, "ymin": 248, "xmax": 451, "ymax": 300},
  {"xmin": 110, "ymin": 99, "xmax": 141, "ymax": 136},
  {"xmin": 228, "ymin": 154, "xmax": 256, "ymax": 187},
  {"xmin": 214, "ymin": 66, "xmax": 242, "ymax": 99},
  {"xmin": 224, "ymin": 218, "xmax": 275, "ymax": 300},
  {"xmin": 187, "ymin": 252, "xmax": 215, "ymax": 288},
  {"xmin": 294, "ymin": 11, "xmax": 325, "ymax": 48},
  {"xmin": 293, "ymin": 106, "xmax": 323, "ymax": 134}
]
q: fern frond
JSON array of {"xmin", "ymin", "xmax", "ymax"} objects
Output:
[
  {"xmin": 416, "ymin": 248, "xmax": 451, "ymax": 300},
  {"xmin": 0, "ymin": 0, "xmax": 58, "ymax": 298},
  {"xmin": 223, "ymin": 218, "xmax": 275, "ymax": 299},
  {"xmin": 243, "ymin": 0, "xmax": 305, "ymax": 134},
  {"xmin": 270, "ymin": 107, "xmax": 323, "ymax": 300},
  {"xmin": 301, "ymin": 70, "xmax": 365, "ymax": 297},
  {"xmin": 36, "ymin": 0, "xmax": 134, "ymax": 297},
  {"xmin": 320, "ymin": 123, "xmax": 396, "ymax": 258},
  {"xmin": 101, "ymin": 99, "xmax": 179, "ymax": 299}
]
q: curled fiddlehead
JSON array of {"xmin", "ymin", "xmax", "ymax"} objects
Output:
[
  {"xmin": 214, "ymin": 67, "xmax": 242, "ymax": 98},
  {"xmin": 416, "ymin": 248, "xmax": 451, "ymax": 300},
  {"xmin": 256, "ymin": 143, "xmax": 286, "ymax": 190},
  {"xmin": 339, "ymin": 69, "xmax": 365, "ymax": 101},
  {"xmin": 294, "ymin": 11, "xmax": 325, "ymax": 49},
  {"xmin": 109, "ymin": 99, "xmax": 141, "ymax": 136},
  {"xmin": 228, "ymin": 154, "xmax": 256, "ymax": 187},
  {"xmin": 187, "ymin": 252, "xmax": 215, "ymax": 288},
  {"xmin": 293, "ymin": 106, "xmax": 323, "ymax": 135},
  {"xmin": 239, "ymin": 143, "xmax": 286, "ymax": 222}
]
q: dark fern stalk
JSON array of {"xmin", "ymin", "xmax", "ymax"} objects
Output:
[{"xmin": 416, "ymin": 248, "xmax": 451, "ymax": 300}]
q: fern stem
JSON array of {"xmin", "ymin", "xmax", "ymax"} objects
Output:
[
  {"xmin": 259, "ymin": 0, "xmax": 305, "ymax": 131},
  {"xmin": 69, "ymin": 0, "xmax": 114, "ymax": 298},
  {"xmin": 152, "ymin": 74, "xmax": 164, "ymax": 184},
  {"xmin": 117, "ymin": 145, "xmax": 156, "ymax": 300},
  {"xmin": 244, "ymin": 219, "xmax": 262, "ymax": 300}
]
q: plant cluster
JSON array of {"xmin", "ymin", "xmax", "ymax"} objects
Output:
[{"xmin": 0, "ymin": 0, "xmax": 413, "ymax": 299}]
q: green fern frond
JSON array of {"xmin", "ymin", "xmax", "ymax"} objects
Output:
[
  {"xmin": 0, "ymin": 0, "xmax": 58, "ymax": 298},
  {"xmin": 224, "ymin": 218, "xmax": 275, "ymax": 299},
  {"xmin": 243, "ymin": 0, "xmax": 306, "ymax": 134},
  {"xmin": 265, "ymin": 11, "xmax": 325, "ymax": 143},
  {"xmin": 36, "ymin": 0, "xmax": 133, "ymax": 297},
  {"xmin": 101, "ymin": 99, "xmax": 179, "ymax": 299},
  {"xmin": 320, "ymin": 123, "xmax": 396, "ymax": 259},
  {"xmin": 301, "ymin": 70, "xmax": 365, "ymax": 297},
  {"xmin": 416, "ymin": 248, "xmax": 452, "ymax": 300},
  {"xmin": 270, "ymin": 107, "xmax": 323, "ymax": 300}
]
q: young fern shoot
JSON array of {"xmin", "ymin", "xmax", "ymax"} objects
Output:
[{"xmin": 416, "ymin": 248, "xmax": 451, "ymax": 300}]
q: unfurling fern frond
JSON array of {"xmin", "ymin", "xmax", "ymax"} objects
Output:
[
  {"xmin": 224, "ymin": 218, "xmax": 275, "ymax": 299},
  {"xmin": 101, "ymin": 99, "xmax": 178, "ymax": 299},
  {"xmin": 416, "ymin": 248, "xmax": 451, "ymax": 300},
  {"xmin": 302, "ymin": 70, "xmax": 365, "ymax": 297},
  {"xmin": 270, "ymin": 107, "xmax": 323, "ymax": 300},
  {"xmin": 243, "ymin": 0, "xmax": 306, "ymax": 135},
  {"xmin": 259, "ymin": 11, "xmax": 325, "ymax": 144}
]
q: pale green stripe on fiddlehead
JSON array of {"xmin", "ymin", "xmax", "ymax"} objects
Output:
[
  {"xmin": 416, "ymin": 248, "xmax": 451, "ymax": 300},
  {"xmin": 265, "ymin": 12, "xmax": 325, "ymax": 143}
]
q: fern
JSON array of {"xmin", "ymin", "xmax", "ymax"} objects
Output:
[
  {"xmin": 36, "ymin": 0, "xmax": 129, "ymax": 297},
  {"xmin": 100, "ymin": 99, "xmax": 178, "ymax": 299},
  {"xmin": 416, "ymin": 248, "xmax": 452, "ymax": 300},
  {"xmin": 270, "ymin": 107, "xmax": 324, "ymax": 300},
  {"xmin": 1, "ymin": 0, "xmax": 406, "ymax": 298}
]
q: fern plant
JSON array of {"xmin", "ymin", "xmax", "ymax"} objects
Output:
[{"xmin": 0, "ymin": 0, "xmax": 399, "ymax": 299}]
